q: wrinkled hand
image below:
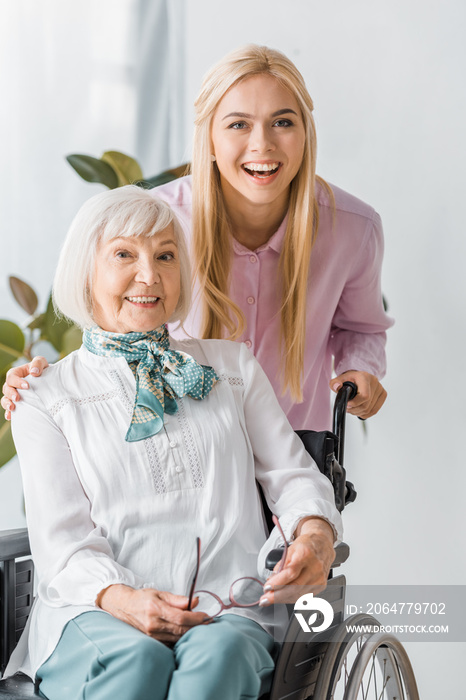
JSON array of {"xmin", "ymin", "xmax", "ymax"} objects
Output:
[
  {"xmin": 260, "ymin": 518, "xmax": 335, "ymax": 606},
  {"xmin": 97, "ymin": 584, "xmax": 209, "ymax": 644},
  {"xmin": 330, "ymin": 370, "xmax": 386, "ymax": 419},
  {"xmin": 1, "ymin": 357, "xmax": 49, "ymax": 420}
]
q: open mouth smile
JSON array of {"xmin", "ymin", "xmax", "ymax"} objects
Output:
[
  {"xmin": 126, "ymin": 296, "xmax": 160, "ymax": 304},
  {"xmin": 241, "ymin": 162, "xmax": 281, "ymax": 179}
]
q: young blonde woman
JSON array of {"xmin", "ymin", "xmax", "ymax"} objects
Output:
[{"xmin": 2, "ymin": 45, "xmax": 393, "ymax": 431}]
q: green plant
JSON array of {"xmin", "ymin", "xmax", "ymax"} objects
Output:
[
  {"xmin": 66, "ymin": 150, "xmax": 188, "ymax": 190},
  {"xmin": 0, "ymin": 277, "xmax": 82, "ymax": 468}
]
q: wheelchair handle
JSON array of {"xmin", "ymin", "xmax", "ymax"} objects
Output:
[{"xmin": 332, "ymin": 381, "xmax": 357, "ymax": 469}]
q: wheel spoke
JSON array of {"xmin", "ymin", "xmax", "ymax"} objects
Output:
[
  {"xmin": 377, "ymin": 674, "xmax": 390, "ymax": 700},
  {"xmin": 344, "ymin": 657, "xmax": 350, "ymax": 684},
  {"xmin": 361, "ymin": 653, "xmax": 377, "ymax": 700},
  {"xmin": 372, "ymin": 654, "xmax": 379, "ymax": 699}
]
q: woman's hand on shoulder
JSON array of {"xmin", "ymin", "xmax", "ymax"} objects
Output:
[
  {"xmin": 1, "ymin": 357, "xmax": 49, "ymax": 420},
  {"xmin": 97, "ymin": 584, "xmax": 209, "ymax": 645},
  {"xmin": 260, "ymin": 517, "xmax": 335, "ymax": 606},
  {"xmin": 330, "ymin": 370, "xmax": 387, "ymax": 419}
]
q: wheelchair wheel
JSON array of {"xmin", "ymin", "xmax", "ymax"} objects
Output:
[
  {"xmin": 343, "ymin": 632, "xmax": 419, "ymax": 700},
  {"xmin": 313, "ymin": 614, "xmax": 419, "ymax": 700}
]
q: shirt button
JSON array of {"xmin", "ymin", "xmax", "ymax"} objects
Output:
[
  {"xmin": 249, "ymin": 255, "xmax": 257, "ymax": 263},
  {"xmin": 169, "ymin": 441, "xmax": 177, "ymax": 448},
  {"xmin": 175, "ymin": 465, "xmax": 183, "ymax": 473},
  {"xmin": 247, "ymin": 296, "xmax": 255, "ymax": 305},
  {"xmin": 245, "ymin": 340, "xmax": 252, "ymax": 349}
]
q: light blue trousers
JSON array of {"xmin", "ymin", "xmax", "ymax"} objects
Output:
[{"xmin": 36, "ymin": 611, "xmax": 277, "ymax": 700}]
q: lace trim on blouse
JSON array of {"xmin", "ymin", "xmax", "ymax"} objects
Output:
[
  {"xmin": 175, "ymin": 399, "xmax": 203, "ymax": 489},
  {"xmin": 217, "ymin": 372, "xmax": 244, "ymax": 388},
  {"xmin": 48, "ymin": 391, "xmax": 118, "ymax": 417}
]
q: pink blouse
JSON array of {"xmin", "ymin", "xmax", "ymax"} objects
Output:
[{"xmin": 155, "ymin": 176, "xmax": 393, "ymax": 431}]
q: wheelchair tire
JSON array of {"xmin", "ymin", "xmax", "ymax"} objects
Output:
[
  {"xmin": 343, "ymin": 632, "xmax": 419, "ymax": 700},
  {"xmin": 313, "ymin": 614, "xmax": 419, "ymax": 700}
]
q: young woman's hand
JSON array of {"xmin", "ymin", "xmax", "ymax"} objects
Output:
[
  {"xmin": 260, "ymin": 517, "xmax": 335, "ymax": 606},
  {"xmin": 97, "ymin": 584, "xmax": 209, "ymax": 645},
  {"xmin": 330, "ymin": 370, "xmax": 386, "ymax": 419},
  {"xmin": 1, "ymin": 357, "xmax": 49, "ymax": 419}
]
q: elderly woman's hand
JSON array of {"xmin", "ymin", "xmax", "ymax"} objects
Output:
[
  {"xmin": 259, "ymin": 517, "xmax": 336, "ymax": 606},
  {"xmin": 97, "ymin": 584, "xmax": 210, "ymax": 644},
  {"xmin": 1, "ymin": 357, "xmax": 49, "ymax": 420}
]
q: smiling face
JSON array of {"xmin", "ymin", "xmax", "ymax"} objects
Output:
[
  {"xmin": 91, "ymin": 226, "xmax": 181, "ymax": 334},
  {"xmin": 210, "ymin": 74, "xmax": 306, "ymax": 214}
]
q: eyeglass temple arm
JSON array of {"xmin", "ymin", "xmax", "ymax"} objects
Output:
[
  {"xmin": 187, "ymin": 537, "xmax": 201, "ymax": 611},
  {"xmin": 264, "ymin": 515, "xmax": 289, "ymax": 572}
]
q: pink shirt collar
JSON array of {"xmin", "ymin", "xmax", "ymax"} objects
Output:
[{"xmin": 231, "ymin": 213, "xmax": 289, "ymax": 256}]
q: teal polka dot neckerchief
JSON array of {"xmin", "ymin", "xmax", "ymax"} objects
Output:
[{"xmin": 83, "ymin": 325, "xmax": 219, "ymax": 442}]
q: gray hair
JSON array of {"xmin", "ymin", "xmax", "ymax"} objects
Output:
[{"xmin": 53, "ymin": 185, "xmax": 191, "ymax": 329}]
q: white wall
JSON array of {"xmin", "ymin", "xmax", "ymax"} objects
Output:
[{"xmin": 1, "ymin": 1, "xmax": 464, "ymax": 696}]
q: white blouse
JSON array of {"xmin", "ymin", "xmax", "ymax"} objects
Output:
[{"xmin": 8, "ymin": 337, "xmax": 343, "ymax": 677}]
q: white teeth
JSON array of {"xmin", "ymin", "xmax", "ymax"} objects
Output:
[
  {"xmin": 127, "ymin": 296, "xmax": 159, "ymax": 303},
  {"xmin": 243, "ymin": 162, "xmax": 280, "ymax": 172}
]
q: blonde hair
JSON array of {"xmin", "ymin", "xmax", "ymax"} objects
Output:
[
  {"xmin": 192, "ymin": 44, "xmax": 333, "ymax": 401},
  {"xmin": 53, "ymin": 186, "xmax": 191, "ymax": 329}
]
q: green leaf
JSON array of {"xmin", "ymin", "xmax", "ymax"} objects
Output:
[
  {"xmin": 0, "ymin": 320, "xmax": 25, "ymax": 369},
  {"xmin": 28, "ymin": 312, "xmax": 46, "ymax": 332},
  {"xmin": 137, "ymin": 163, "xmax": 189, "ymax": 189},
  {"xmin": 41, "ymin": 295, "xmax": 75, "ymax": 353},
  {"xmin": 9, "ymin": 276, "xmax": 39, "ymax": 315},
  {"xmin": 0, "ymin": 367, "xmax": 16, "ymax": 468},
  {"xmin": 66, "ymin": 154, "xmax": 119, "ymax": 189},
  {"xmin": 59, "ymin": 326, "xmax": 83, "ymax": 358},
  {"xmin": 101, "ymin": 151, "xmax": 144, "ymax": 187},
  {"xmin": 0, "ymin": 412, "xmax": 15, "ymax": 469}
]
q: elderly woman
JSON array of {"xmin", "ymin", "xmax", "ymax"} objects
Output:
[{"xmin": 7, "ymin": 186, "xmax": 342, "ymax": 700}]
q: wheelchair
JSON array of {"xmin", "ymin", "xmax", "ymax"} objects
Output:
[{"xmin": 0, "ymin": 382, "xmax": 419, "ymax": 700}]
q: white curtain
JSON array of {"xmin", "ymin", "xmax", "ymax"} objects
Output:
[{"xmin": 135, "ymin": 0, "xmax": 186, "ymax": 174}]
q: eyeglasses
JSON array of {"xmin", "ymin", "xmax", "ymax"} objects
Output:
[{"xmin": 187, "ymin": 514, "xmax": 288, "ymax": 618}]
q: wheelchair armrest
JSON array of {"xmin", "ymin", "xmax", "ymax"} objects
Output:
[
  {"xmin": 332, "ymin": 542, "xmax": 350, "ymax": 567},
  {"xmin": 0, "ymin": 528, "xmax": 33, "ymax": 677},
  {"xmin": 265, "ymin": 541, "xmax": 349, "ymax": 571},
  {"xmin": 0, "ymin": 529, "xmax": 31, "ymax": 561}
]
